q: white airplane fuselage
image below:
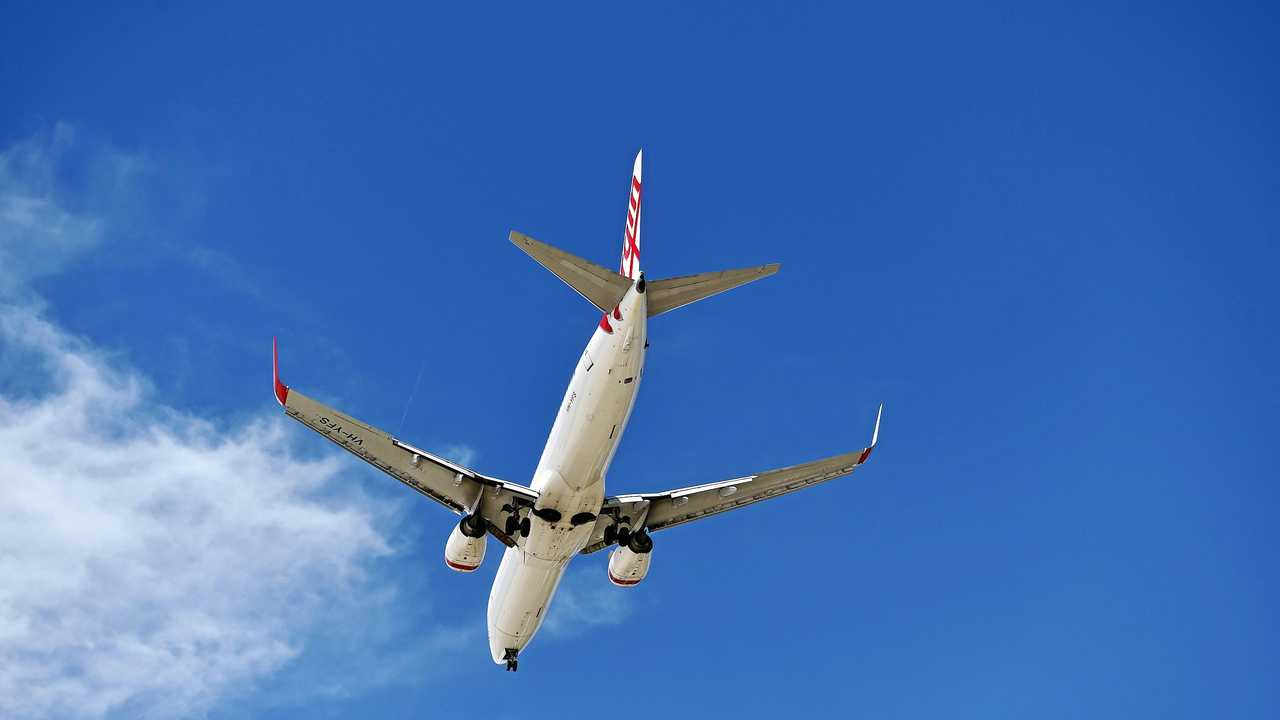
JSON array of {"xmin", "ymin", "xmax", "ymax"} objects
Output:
[{"xmin": 486, "ymin": 282, "xmax": 647, "ymax": 663}]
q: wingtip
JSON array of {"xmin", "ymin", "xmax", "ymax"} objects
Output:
[
  {"xmin": 510, "ymin": 230, "xmax": 540, "ymax": 253},
  {"xmin": 872, "ymin": 403, "xmax": 883, "ymax": 447},
  {"xmin": 858, "ymin": 404, "xmax": 882, "ymax": 464},
  {"xmin": 272, "ymin": 336, "xmax": 289, "ymax": 407}
]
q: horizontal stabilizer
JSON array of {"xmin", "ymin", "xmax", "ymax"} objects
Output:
[
  {"xmin": 511, "ymin": 231, "xmax": 633, "ymax": 313},
  {"xmin": 646, "ymin": 263, "xmax": 780, "ymax": 317}
]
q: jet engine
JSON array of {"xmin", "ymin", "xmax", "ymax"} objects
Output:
[
  {"xmin": 607, "ymin": 530, "xmax": 653, "ymax": 587},
  {"xmin": 444, "ymin": 514, "xmax": 487, "ymax": 572}
]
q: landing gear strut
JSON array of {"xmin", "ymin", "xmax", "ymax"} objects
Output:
[{"xmin": 504, "ymin": 649, "xmax": 519, "ymax": 672}]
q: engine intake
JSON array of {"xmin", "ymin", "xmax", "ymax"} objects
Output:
[{"xmin": 444, "ymin": 515, "xmax": 487, "ymax": 572}]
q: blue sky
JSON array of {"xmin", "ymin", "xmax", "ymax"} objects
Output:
[{"xmin": 1, "ymin": 2, "xmax": 1277, "ymax": 718}]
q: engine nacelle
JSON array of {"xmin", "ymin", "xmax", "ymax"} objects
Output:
[
  {"xmin": 444, "ymin": 515, "xmax": 487, "ymax": 572},
  {"xmin": 607, "ymin": 532, "xmax": 653, "ymax": 587}
]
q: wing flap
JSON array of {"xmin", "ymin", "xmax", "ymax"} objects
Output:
[
  {"xmin": 643, "ymin": 450, "xmax": 866, "ymax": 531},
  {"xmin": 580, "ymin": 405, "xmax": 881, "ymax": 553},
  {"xmin": 274, "ymin": 339, "xmax": 538, "ymax": 546},
  {"xmin": 283, "ymin": 388, "xmax": 483, "ymax": 513}
]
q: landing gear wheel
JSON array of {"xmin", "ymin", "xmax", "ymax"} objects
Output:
[
  {"xmin": 504, "ymin": 516, "xmax": 518, "ymax": 536},
  {"xmin": 506, "ymin": 658, "xmax": 518, "ymax": 672},
  {"xmin": 617, "ymin": 526, "xmax": 632, "ymax": 547},
  {"xmin": 603, "ymin": 524, "xmax": 617, "ymax": 545},
  {"xmin": 519, "ymin": 517, "xmax": 531, "ymax": 538}
]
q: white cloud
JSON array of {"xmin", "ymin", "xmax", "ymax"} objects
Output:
[
  {"xmin": 0, "ymin": 305, "xmax": 402, "ymax": 719},
  {"xmin": 0, "ymin": 128, "xmax": 426, "ymax": 718}
]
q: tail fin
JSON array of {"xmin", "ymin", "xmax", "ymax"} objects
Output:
[
  {"xmin": 514, "ymin": 151, "xmax": 778, "ymax": 318},
  {"xmin": 619, "ymin": 150, "xmax": 643, "ymax": 280},
  {"xmin": 646, "ymin": 263, "xmax": 780, "ymax": 316}
]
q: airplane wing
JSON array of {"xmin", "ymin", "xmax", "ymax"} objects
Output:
[
  {"xmin": 580, "ymin": 405, "xmax": 882, "ymax": 554},
  {"xmin": 273, "ymin": 338, "xmax": 537, "ymax": 547}
]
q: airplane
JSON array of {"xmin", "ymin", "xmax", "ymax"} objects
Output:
[{"xmin": 272, "ymin": 150, "xmax": 881, "ymax": 671}]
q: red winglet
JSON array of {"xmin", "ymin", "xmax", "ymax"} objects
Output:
[
  {"xmin": 273, "ymin": 336, "xmax": 290, "ymax": 407},
  {"xmin": 857, "ymin": 403, "xmax": 883, "ymax": 464}
]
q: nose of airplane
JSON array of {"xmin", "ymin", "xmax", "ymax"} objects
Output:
[{"xmin": 489, "ymin": 626, "xmax": 522, "ymax": 664}]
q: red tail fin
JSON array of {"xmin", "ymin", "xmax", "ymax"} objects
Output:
[{"xmin": 619, "ymin": 150, "xmax": 642, "ymax": 279}]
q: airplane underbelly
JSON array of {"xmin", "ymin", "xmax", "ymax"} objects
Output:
[
  {"xmin": 490, "ymin": 305, "xmax": 645, "ymax": 664},
  {"xmin": 572, "ymin": 343, "xmax": 642, "ymax": 480},
  {"xmin": 487, "ymin": 548, "xmax": 568, "ymax": 662},
  {"xmin": 524, "ymin": 467, "xmax": 603, "ymax": 560},
  {"xmin": 540, "ymin": 347, "xmax": 643, "ymax": 491}
]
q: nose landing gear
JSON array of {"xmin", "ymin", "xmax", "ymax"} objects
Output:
[{"xmin": 503, "ymin": 649, "xmax": 519, "ymax": 672}]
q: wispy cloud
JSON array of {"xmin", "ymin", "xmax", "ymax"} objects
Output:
[
  {"xmin": 437, "ymin": 442, "xmax": 479, "ymax": 468},
  {"xmin": 171, "ymin": 243, "xmax": 266, "ymax": 300},
  {"xmin": 0, "ymin": 128, "xmax": 458, "ymax": 718},
  {"xmin": 542, "ymin": 564, "xmax": 633, "ymax": 636},
  {"xmin": 0, "ymin": 124, "xmax": 109, "ymax": 297},
  {"xmin": 0, "ymin": 123, "xmax": 265, "ymax": 307}
]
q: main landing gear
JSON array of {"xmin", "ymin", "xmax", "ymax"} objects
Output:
[
  {"xmin": 501, "ymin": 504, "xmax": 532, "ymax": 539},
  {"xmin": 603, "ymin": 516, "xmax": 652, "ymax": 555},
  {"xmin": 503, "ymin": 649, "xmax": 519, "ymax": 672},
  {"xmin": 603, "ymin": 516, "xmax": 635, "ymax": 547}
]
